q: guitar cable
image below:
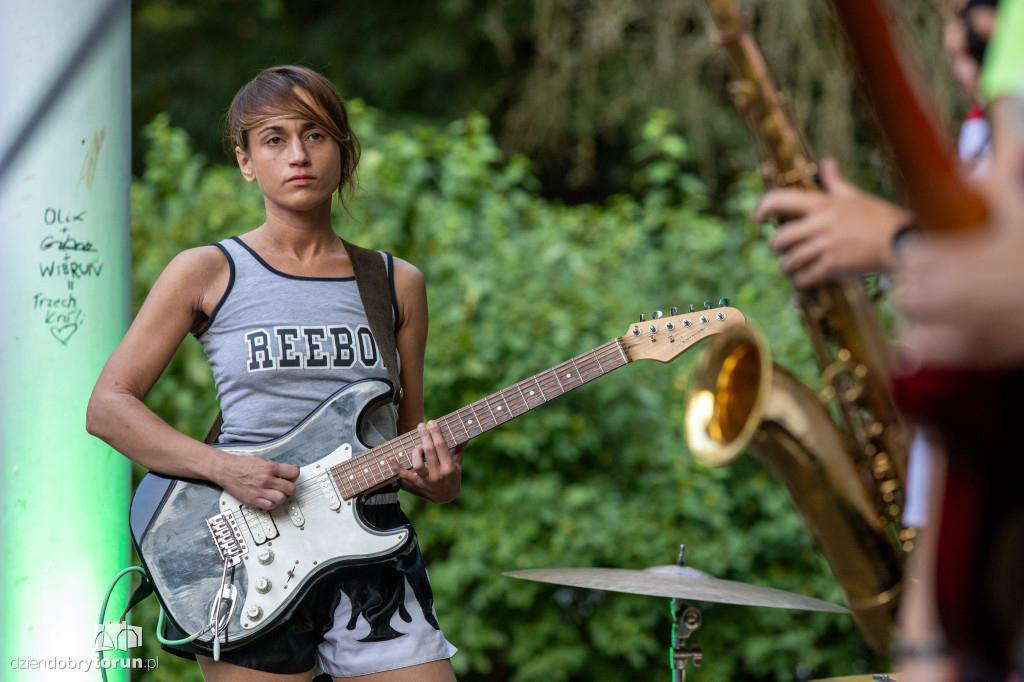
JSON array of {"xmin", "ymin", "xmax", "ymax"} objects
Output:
[
  {"xmin": 209, "ymin": 556, "xmax": 233, "ymax": 661},
  {"xmin": 98, "ymin": 565, "xmax": 222, "ymax": 682}
]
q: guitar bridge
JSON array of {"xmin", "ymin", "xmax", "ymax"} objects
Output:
[{"xmin": 207, "ymin": 511, "xmax": 248, "ymax": 565}]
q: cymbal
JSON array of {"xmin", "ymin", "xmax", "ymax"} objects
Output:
[{"xmin": 504, "ymin": 565, "xmax": 848, "ymax": 613}]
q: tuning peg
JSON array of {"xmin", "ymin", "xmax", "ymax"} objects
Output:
[
  {"xmin": 688, "ymin": 304, "xmax": 695, "ymax": 313},
  {"xmin": 719, "ymin": 297, "xmax": 730, "ymax": 307},
  {"xmin": 639, "ymin": 314, "xmax": 646, "ymax": 322},
  {"xmin": 670, "ymin": 307, "xmax": 678, "ymax": 316},
  {"xmin": 703, "ymin": 301, "xmax": 713, "ymax": 310},
  {"xmin": 652, "ymin": 310, "xmax": 663, "ymax": 319}
]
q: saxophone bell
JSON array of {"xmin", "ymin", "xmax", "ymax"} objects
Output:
[
  {"xmin": 684, "ymin": 323, "xmax": 771, "ymax": 469},
  {"xmin": 684, "ymin": 323, "xmax": 902, "ymax": 654}
]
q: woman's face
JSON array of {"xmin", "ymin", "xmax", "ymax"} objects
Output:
[{"xmin": 235, "ymin": 90, "xmax": 343, "ymax": 215}]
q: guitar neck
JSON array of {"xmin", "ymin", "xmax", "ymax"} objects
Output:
[{"xmin": 331, "ymin": 338, "xmax": 632, "ymax": 498}]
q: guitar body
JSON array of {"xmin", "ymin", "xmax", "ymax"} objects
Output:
[{"xmin": 129, "ymin": 379, "xmax": 412, "ymax": 652}]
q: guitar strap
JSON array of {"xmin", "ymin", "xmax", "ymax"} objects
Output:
[
  {"xmin": 340, "ymin": 237, "xmax": 403, "ymax": 403},
  {"xmin": 203, "ymin": 238, "xmax": 402, "ymax": 444}
]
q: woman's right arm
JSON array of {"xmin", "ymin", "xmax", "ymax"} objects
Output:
[{"xmin": 86, "ymin": 246, "xmax": 298, "ymax": 510}]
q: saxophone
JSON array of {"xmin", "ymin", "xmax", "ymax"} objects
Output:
[{"xmin": 683, "ymin": 0, "xmax": 911, "ymax": 654}]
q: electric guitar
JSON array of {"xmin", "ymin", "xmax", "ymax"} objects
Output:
[{"xmin": 130, "ymin": 304, "xmax": 745, "ymax": 651}]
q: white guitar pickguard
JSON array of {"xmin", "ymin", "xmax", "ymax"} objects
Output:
[{"xmin": 214, "ymin": 443, "xmax": 408, "ymax": 632}]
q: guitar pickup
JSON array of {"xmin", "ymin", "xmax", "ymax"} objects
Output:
[
  {"xmin": 240, "ymin": 504, "xmax": 279, "ymax": 545},
  {"xmin": 207, "ymin": 511, "xmax": 249, "ymax": 564},
  {"xmin": 287, "ymin": 498, "xmax": 305, "ymax": 528},
  {"xmin": 317, "ymin": 471, "xmax": 342, "ymax": 511}
]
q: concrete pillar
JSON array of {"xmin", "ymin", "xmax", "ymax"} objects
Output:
[{"xmin": 0, "ymin": 0, "xmax": 133, "ymax": 678}]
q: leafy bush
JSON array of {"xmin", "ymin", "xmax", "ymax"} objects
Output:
[{"xmin": 129, "ymin": 107, "xmax": 880, "ymax": 681}]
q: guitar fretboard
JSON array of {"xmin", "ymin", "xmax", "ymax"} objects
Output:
[{"xmin": 329, "ymin": 338, "xmax": 631, "ymax": 499}]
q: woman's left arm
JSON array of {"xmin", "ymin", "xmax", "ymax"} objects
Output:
[{"xmin": 388, "ymin": 257, "xmax": 465, "ymax": 503}]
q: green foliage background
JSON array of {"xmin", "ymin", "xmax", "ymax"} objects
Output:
[
  {"xmin": 127, "ymin": 107, "xmax": 883, "ymax": 681},
  {"xmin": 132, "ymin": 0, "xmax": 963, "ymax": 203}
]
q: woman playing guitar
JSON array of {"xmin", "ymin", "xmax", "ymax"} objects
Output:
[{"xmin": 87, "ymin": 65, "xmax": 463, "ymax": 682}]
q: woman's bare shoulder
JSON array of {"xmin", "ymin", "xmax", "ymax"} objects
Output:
[
  {"xmin": 391, "ymin": 255, "xmax": 424, "ymax": 288},
  {"xmin": 145, "ymin": 244, "xmax": 231, "ymax": 324},
  {"xmin": 391, "ymin": 256, "xmax": 427, "ymax": 333},
  {"xmin": 166, "ymin": 244, "xmax": 229, "ymax": 279}
]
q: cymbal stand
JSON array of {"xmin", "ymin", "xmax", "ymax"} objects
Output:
[{"xmin": 671, "ymin": 545, "xmax": 703, "ymax": 680}]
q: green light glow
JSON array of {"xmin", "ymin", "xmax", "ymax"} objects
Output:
[{"xmin": 1, "ymin": 2, "xmax": 133, "ymax": 679}]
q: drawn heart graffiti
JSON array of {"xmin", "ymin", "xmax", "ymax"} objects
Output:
[{"xmin": 51, "ymin": 323, "xmax": 79, "ymax": 345}]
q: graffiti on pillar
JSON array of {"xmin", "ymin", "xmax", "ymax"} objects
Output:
[{"xmin": 35, "ymin": 207, "xmax": 102, "ymax": 345}]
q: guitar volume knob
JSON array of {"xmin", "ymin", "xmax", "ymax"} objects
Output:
[
  {"xmin": 255, "ymin": 577, "xmax": 272, "ymax": 593},
  {"xmin": 246, "ymin": 605, "xmax": 263, "ymax": 621},
  {"xmin": 257, "ymin": 549, "xmax": 274, "ymax": 565}
]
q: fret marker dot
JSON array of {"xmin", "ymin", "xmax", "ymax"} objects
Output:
[
  {"xmin": 363, "ymin": 468, "xmax": 368, "ymax": 473},
  {"xmin": 566, "ymin": 373, "xmax": 572, "ymax": 378},
  {"xmin": 380, "ymin": 460, "xmax": 385, "ymax": 466},
  {"xmin": 349, "ymin": 475, "xmax": 354, "ymax": 480},
  {"xmin": 529, "ymin": 391, "xmax": 535, "ymax": 396},
  {"xmin": 468, "ymin": 419, "xmax": 473, "ymax": 425},
  {"xmin": 497, "ymin": 406, "xmax": 502, "ymax": 411}
]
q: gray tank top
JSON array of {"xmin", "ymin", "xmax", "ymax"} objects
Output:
[{"xmin": 196, "ymin": 236, "xmax": 399, "ymax": 445}]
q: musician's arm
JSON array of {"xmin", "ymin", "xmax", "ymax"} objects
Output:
[
  {"xmin": 85, "ymin": 247, "xmax": 298, "ymax": 509},
  {"xmin": 893, "ymin": 452, "xmax": 958, "ymax": 682},
  {"xmin": 389, "ymin": 257, "xmax": 464, "ymax": 503}
]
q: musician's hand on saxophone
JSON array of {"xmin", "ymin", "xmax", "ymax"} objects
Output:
[{"xmin": 753, "ymin": 157, "xmax": 913, "ymax": 289}]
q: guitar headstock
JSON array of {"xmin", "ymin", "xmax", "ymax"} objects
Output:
[{"xmin": 620, "ymin": 300, "xmax": 746, "ymax": 363}]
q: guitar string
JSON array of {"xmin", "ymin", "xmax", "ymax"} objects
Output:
[
  {"xmin": 334, "ymin": 343, "xmax": 624, "ymax": 482},
  {"xmin": 326, "ymin": 322, "xmax": 714, "ymax": 499},
  {"xmin": 330, "ymin": 340, "xmax": 633, "ymax": 497},
  {"xmin": 220, "ymin": 338, "xmax": 635, "ymax": 527},
  {"xmin": 329, "ymin": 370, "xmax": 609, "ymax": 497},
  {"xmin": 358, "ymin": 345, "xmax": 620, "ymax": 464},
  {"xmin": 236, "ymin": 320, "xmax": 711, "ymax": 511}
]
